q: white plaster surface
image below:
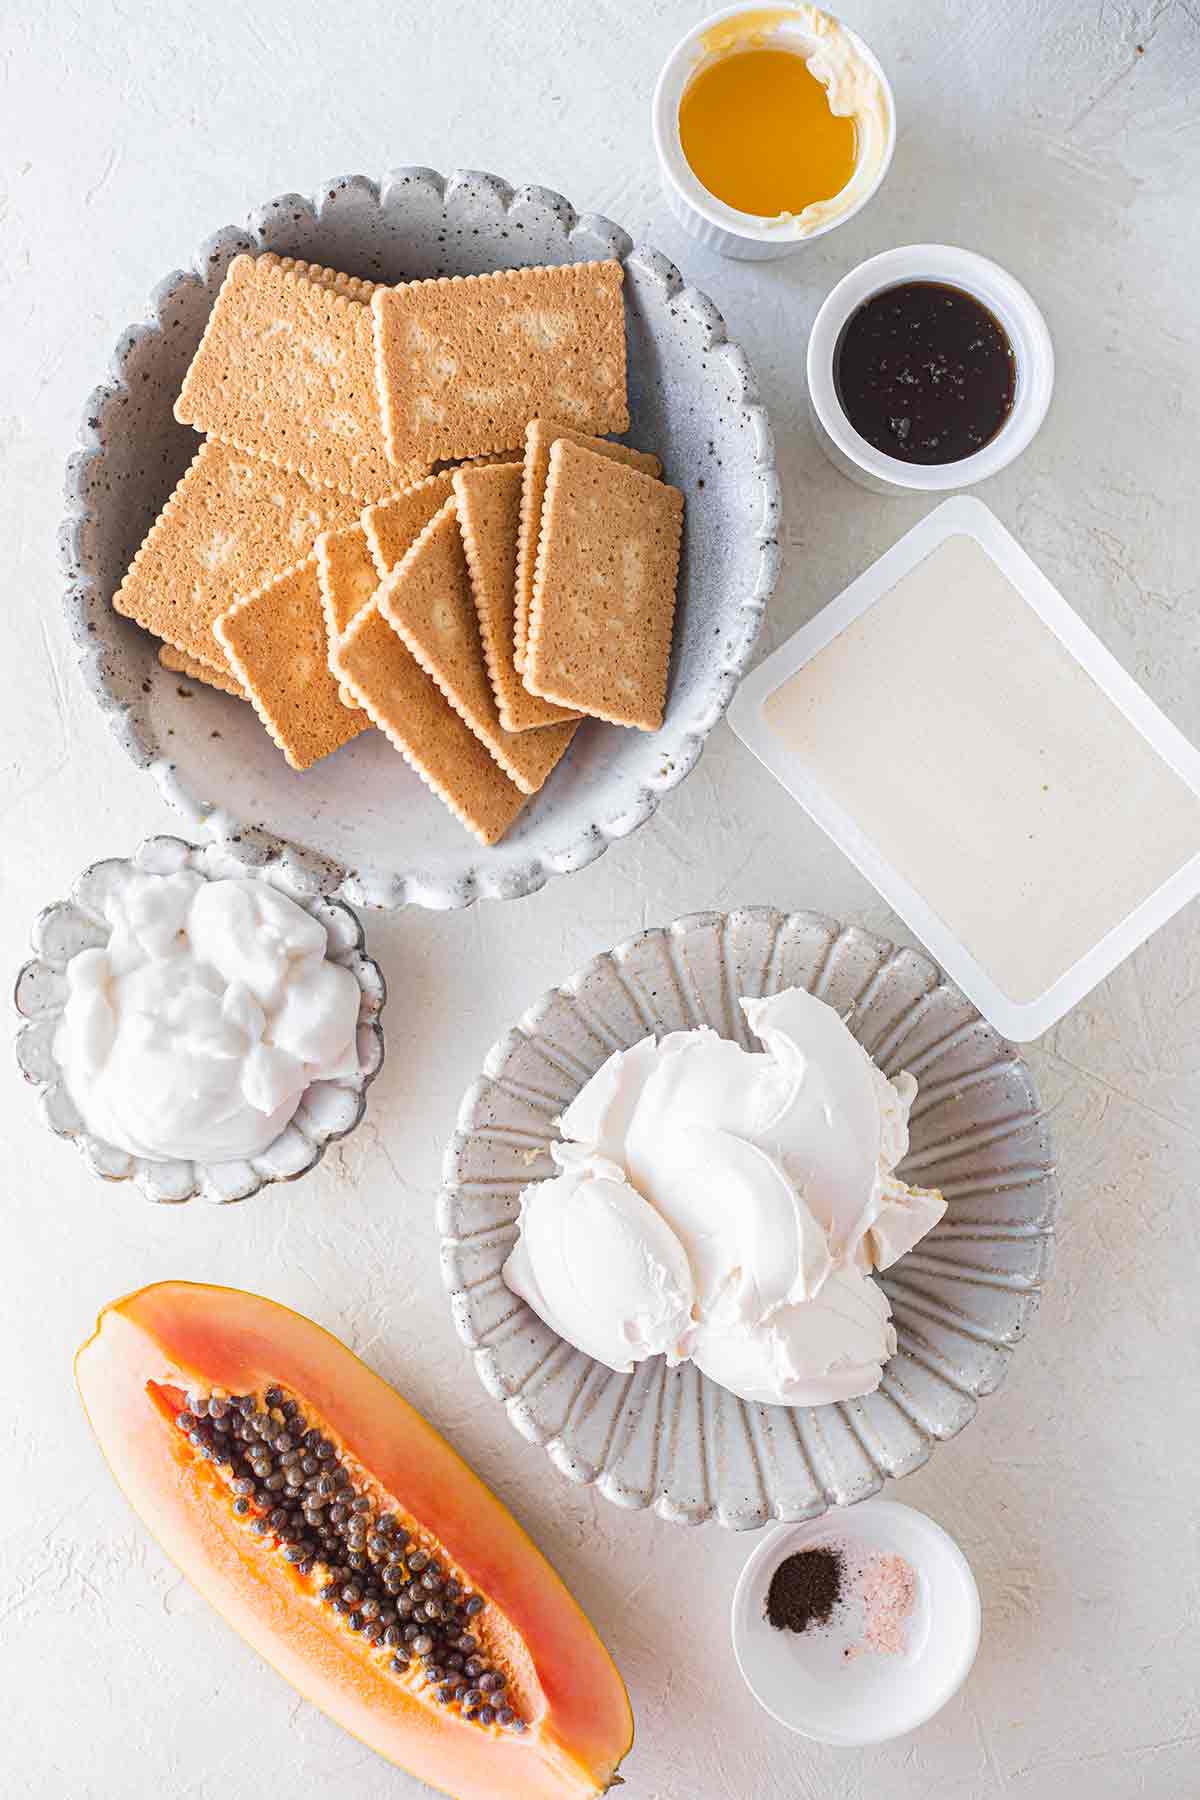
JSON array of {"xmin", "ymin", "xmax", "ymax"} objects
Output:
[{"xmin": 2, "ymin": 2, "xmax": 1199, "ymax": 1796}]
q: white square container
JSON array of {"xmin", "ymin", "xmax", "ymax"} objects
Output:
[{"xmin": 728, "ymin": 497, "xmax": 1200, "ymax": 1040}]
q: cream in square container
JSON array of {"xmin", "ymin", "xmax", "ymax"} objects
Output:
[{"xmin": 729, "ymin": 498, "xmax": 1200, "ymax": 1039}]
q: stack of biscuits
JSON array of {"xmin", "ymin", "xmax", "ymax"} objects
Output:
[{"xmin": 113, "ymin": 251, "xmax": 685, "ymax": 844}]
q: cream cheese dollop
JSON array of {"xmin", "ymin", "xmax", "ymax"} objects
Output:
[
  {"xmin": 502, "ymin": 1146, "xmax": 695, "ymax": 1373},
  {"xmin": 691, "ymin": 1267, "xmax": 897, "ymax": 1408},
  {"xmin": 55, "ymin": 870, "xmax": 360, "ymax": 1162},
  {"xmin": 502, "ymin": 986, "xmax": 946, "ymax": 1408}
]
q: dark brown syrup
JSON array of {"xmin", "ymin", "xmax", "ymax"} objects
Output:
[{"xmin": 833, "ymin": 281, "xmax": 1016, "ymax": 464}]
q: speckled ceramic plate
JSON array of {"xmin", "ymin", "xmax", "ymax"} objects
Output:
[
  {"xmin": 440, "ymin": 908, "xmax": 1057, "ymax": 1530},
  {"xmin": 13, "ymin": 834, "xmax": 385, "ymax": 1203},
  {"xmin": 59, "ymin": 169, "xmax": 779, "ymax": 911}
]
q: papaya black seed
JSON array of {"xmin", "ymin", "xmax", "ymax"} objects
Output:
[{"xmin": 173, "ymin": 1385, "xmax": 520, "ymax": 1732}]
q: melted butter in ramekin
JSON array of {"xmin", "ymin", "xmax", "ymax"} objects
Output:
[{"xmin": 691, "ymin": 6, "xmax": 891, "ymax": 236}]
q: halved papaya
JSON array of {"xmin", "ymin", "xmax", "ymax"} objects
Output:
[{"xmin": 76, "ymin": 1281, "xmax": 632, "ymax": 1798}]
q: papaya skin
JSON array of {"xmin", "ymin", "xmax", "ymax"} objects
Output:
[{"xmin": 76, "ymin": 1281, "xmax": 632, "ymax": 1799}]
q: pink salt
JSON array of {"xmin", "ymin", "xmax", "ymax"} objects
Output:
[{"xmin": 846, "ymin": 1551, "xmax": 916, "ymax": 1659}]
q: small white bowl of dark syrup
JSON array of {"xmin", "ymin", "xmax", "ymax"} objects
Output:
[{"xmin": 807, "ymin": 244, "xmax": 1054, "ymax": 493}]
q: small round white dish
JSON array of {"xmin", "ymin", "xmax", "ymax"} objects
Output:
[
  {"xmin": 731, "ymin": 1501, "xmax": 980, "ymax": 1744},
  {"xmin": 653, "ymin": 4, "xmax": 896, "ymax": 261},
  {"xmin": 807, "ymin": 244, "xmax": 1055, "ymax": 493},
  {"xmin": 13, "ymin": 835, "xmax": 385, "ymax": 1204}
]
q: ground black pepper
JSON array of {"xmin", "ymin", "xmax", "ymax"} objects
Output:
[{"xmin": 765, "ymin": 1546, "xmax": 845, "ymax": 1634}]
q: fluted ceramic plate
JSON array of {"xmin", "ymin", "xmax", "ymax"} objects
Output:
[
  {"xmin": 440, "ymin": 908, "xmax": 1057, "ymax": 1530},
  {"xmin": 59, "ymin": 169, "xmax": 779, "ymax": 911},
  {"xmin": 13, "ymin": 834, "xmax": 385, "ymax": 1203}
]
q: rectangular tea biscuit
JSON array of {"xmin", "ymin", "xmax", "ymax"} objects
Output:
[
  {"xmin": 214, "ymin": 555, "xmax": 368, "ymax": 770},
  {"xmin": 269, "ymin": 265, "xmax": 380, "ymax": 606},
  {"xmin": 432, "ymin": 450, "xmax": 523, "ymax": 474},
  {"xmin": 452, "ymin": 462, "xmax": 578, "ymax": 733},
  {"xmin": 175, "ymin": 253, "xmax": 419, "ymax": 498},
  {"xmin": 362, "ymin": 472, "xmax": 456, "ymax": 580},
  {"xmin": 377, "ymin": 498, "xmax": 577, "ymax": 794},
  {"xmin": 513, "ymin": 418, "xmax": 662, "ymax": 671},
  {"xmin": 113, "ymin": 439, "xmax": 361, "ymax": 669},
  {"xmin": 332, "ymin": 602, "xmax": 527, "ymax": 846},
  {"xmin": 315, "ymin": 520, "xmax": 382, "ymax": 641},
  {"xmin": 525, "ymin": 439, "xmax": 684, "ymax": 732},
  {"xmin": 258, "ymin": 252, "xmax": 377, "ymax": 301},
  {"xmin": 315, "ymin": 519, "xmax": 383, "ymax": 710},
  {"xmin": 372, "ymin": 260, "xmax": 628, "ymax": 469},
  {"xmin": 158, "ymin": 643, "xmax": 245, "ymax": 698}
]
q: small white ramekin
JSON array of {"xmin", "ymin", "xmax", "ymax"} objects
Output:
[
  {"xmin": 652, "ymin": 4, "xmax": 896, "ymax": 262},
  {"xmin": 807, "ymin": 243, "xmax": 1055, "ymax": 493}
]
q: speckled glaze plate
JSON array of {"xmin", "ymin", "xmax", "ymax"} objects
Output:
[
  {"xmin": 59, "ymin": 169, "xmax": 779, "ymax": 911},
  {"xmin": 440, "ymin": 908, "xmax": 1057, "ymax": 1530}
]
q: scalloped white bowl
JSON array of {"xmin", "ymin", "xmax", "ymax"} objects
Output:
[
  {"xmin": 60, "ymin": 168, "xmax": 780, "ymax": 911},
  {"xmin": 13, "ymin": 835, "xmax": 385, "ymax": 1203},
  {"xmin": 440, "ymin": 908, "xmax": 1057, "ymax": 1529}
]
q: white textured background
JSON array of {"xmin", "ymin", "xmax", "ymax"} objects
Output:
[{"xmin": 3, "ymin": 2, "xmax": 1200, "ymax": 1796}]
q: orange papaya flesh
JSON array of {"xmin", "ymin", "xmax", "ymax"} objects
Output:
[{"xmin": 75, "ymin": 1282, "xmax": 632, "ymax": 1800}]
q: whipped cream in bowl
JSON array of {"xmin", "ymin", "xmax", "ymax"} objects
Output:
[
  {"xmin": 442, "ymin": 909, "xmax": 1056, "ymax": 1528},
  {"xmin": 502, "ymin": 985, "xmax": 946, "ymax": 1410},
  {"xmin": 14, "ymin": 835, "xmax": 385, "ymax": 1203}
]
